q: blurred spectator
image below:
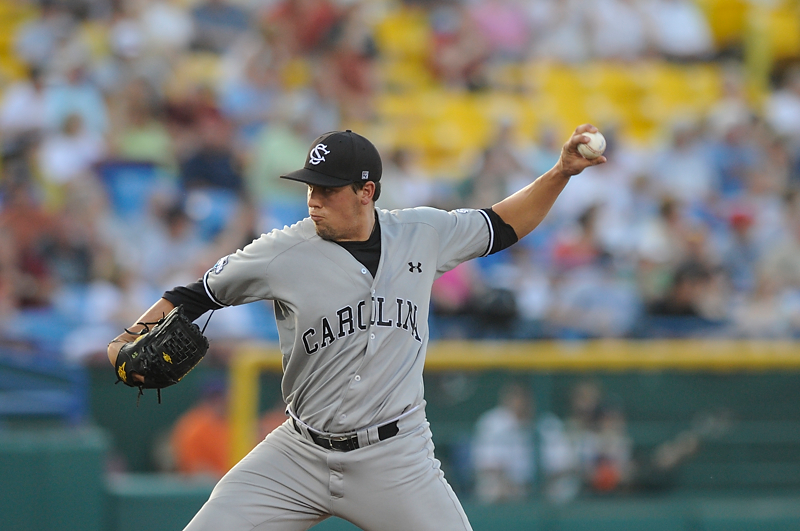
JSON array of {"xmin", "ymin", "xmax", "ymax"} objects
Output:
[
  {"xmin": 429, "ymin": 2, "xmax": 490, "ymax": 90},
  {"xmin": 717, "ymin": 207, "xmax": 759, "ymax": 294},
  {"xmin": 564, "ymin": 381, "xmax": 633, "ymax": 496},
  {"xmin": 636, "ymin": 197, "xmax": 693, "ymax": 302},
  {"xmin": 37, "ymin": 113, "xmax": 106, "ymax": 187},
  {"xmin": 168, "ymin": 377, "xmax": 287, "ymax": 478},
  {"xmin": 135, "ymin": 202, "xmax": 206, "ymax": 290},
  {"xmin": 44, "ymin": 63, "xmax": 109, "ymax": 136},
  {"xmin": 263, "ymin": 0, "xmax": 341, "ymax": 56},
  {"xmin": 646, "ymin": 261, "xmax": 711, "ymax": 317},
  {"xmin": 588, "ymin": 400, "xmax": 633, "ymax": 493},
  {"xmin": 765, "ymin": 65, "xmax": 800, "ymax": 144},
  {"xmin": 140, "ymin": 0, "xmax": 195, "ymax": 55},
  {"xmin": 468, "ymin": 0, "xmax": 531, "ymax": 61},
  {"xmin": 14, "ymin": 0, "xmax": 74, "ymax": 70},
  {"xmin": 551, "ymin": 205, "xmax": 605, "ymax": 271},
  {"xmin": 528, "ymin": 0, "xmax": 589, "ymax": 63},
  {"xmin": 587, "ymin": 0, "xmax": 649, "ymax": 62},
  {"xmin": 643, "ymin": 0, "xmax": 715, "ymax": 62},
  {"xmin": 170, "ymin": 376, "xmax": 231, "ymax": 479},
  {"xmin": 651, "ymin": 120, "xmax": 718, "ymax": 205},
  {"xmin": 0, "ymin": 229, "xmax": 19, "ymax": 319},
  {"xmin": 520, "ymin": 126, "xmax": 562, "ymax": 177},
  {"xmin": 219, "ymin": 52, "xmax": 281, "ymax": 144},
  {"xmin": 245, "ymin": 114, "xmax": 312, "ymax": 226},
  {"xmin": 107, "ymin": 0, "xmax": 145, "ymax": 63},
  {"xmin": 708, "ymin": 115, "xmax": 761, "ymax": 199},
  {"xmin": 191, "ymin": 0, "xmax": 251, "ymax": 54},
  {"xmin": 759, "ymin": 198, "xmax": 800, "ymax": 291},
  {"xmin": 317, "ymin": 1, "xmax": 379, "ymax": 122},
  {"xmin": 706, "ymin": 64, "xmax": 753, "ymax": 140},
  {"xmin": 0, "ymin": 67, "xmax": 48, "ymax": 141},
  {"xmin": 179, "ymin": 113, "xmax": 244, "ymax": 194},
  {"xmin": 0, "ymin": 182, "xmax": 59, "ymax": 309},
  {"xmin": 109, "ymin": 78, "xmax": 176, "ymax": 170},
  {"xmin": 546, "ymin": 262, "xmax": 641, "ymax": 338},
  {"xmin": 464, "ymin": 120, "xmax": 531, "ymax": 208},
  {"xmin": 729, "ymin": 270, "xmax": 792, "ymax": 339},
  {"xmin": 472, "ymin": 382, "xmax": 535, "ymax": 504},
  {"xmin": 379, "ymin": 148, "xmax": 436, "ymax": 210},
  {"xmin": 431, "ymin": 261, "xmax": 486, "ymax": 338},
  {"xmin": 500, "ymin": 245, "xmax": 553, "ymax": 334}
]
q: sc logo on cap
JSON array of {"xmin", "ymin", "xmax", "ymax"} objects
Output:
[{"xmin": 309, "ymin": 143, "xmax": 330, "ymax": 165}]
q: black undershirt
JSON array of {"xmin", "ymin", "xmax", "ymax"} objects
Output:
[
  {"xmin": 164, "ymin": 207, "xmax": 518, "ymax": 321},
  {"xmin": 335, "ymin": 213, "xmax": 381, "ymax": 278}
]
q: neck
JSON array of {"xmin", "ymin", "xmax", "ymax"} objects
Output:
[
  {"xmin": 338, "ymin": 207, "xmax": 376, "ymax": 242},
  {"xmin": 355, "ymin": 207, "xmax": 377, "ymax": 241}
]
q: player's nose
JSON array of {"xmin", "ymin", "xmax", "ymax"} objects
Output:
[{"xmin": 307, "ymin": 188, "xmax": 321, "ymax": 208}]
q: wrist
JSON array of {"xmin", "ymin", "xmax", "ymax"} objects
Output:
[{"xmin": 550, "ymin": 164, "xmax": 573, "ymax": 181}]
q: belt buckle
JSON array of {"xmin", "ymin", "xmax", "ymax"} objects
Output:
[{"xmin": 331, "ymin": 435, "xmax": 350, "ymax": 442}]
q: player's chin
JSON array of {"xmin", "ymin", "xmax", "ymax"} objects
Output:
[{"xmin": 313, "ymin": 222, "xmax": 336, "ymax": 241}]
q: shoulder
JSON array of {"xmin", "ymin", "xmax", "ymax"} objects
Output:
[
  {"xmin": 379, "ymin": 206, "xmax": 486, "ymax": 226},
  {"xmin": 262, "ymin": 217, "xmax": 316, "ymax": 244},
  {"xmin": 243, "ymin": 217, "xmax": 317, "ymax": 258}
]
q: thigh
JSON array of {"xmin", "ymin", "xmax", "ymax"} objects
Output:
[
  {"xmin": 184, "ymin": 420, "xmax": 331, "ymax": 531},
  {"xmin": 335, "ymin": 422, "xmax": 473, "ymax": 531}
]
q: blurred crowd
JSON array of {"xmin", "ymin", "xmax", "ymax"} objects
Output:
[
  {"xmin": 470, "ymin": 379, "xmax": 731, "ymax": 504},
  {"xmin": 1, "ymin": 0, "xmax": 800, "ymax": 363}
]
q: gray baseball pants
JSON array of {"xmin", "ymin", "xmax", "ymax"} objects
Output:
[{"xmin": 184, "ymin": 407, "xmax": 473, "ymax": 531}]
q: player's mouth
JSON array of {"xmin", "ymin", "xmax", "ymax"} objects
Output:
[{"xmin": 310, "ymin": 214, "xmax": 323, "ymax": 223}]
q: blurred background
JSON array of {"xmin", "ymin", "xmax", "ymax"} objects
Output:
[{"xmin": 1, "ymin": 0, "xmax": 800, "ymax": 530}]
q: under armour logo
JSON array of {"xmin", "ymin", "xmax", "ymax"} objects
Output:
[
  {"xmin": 309, "ymin": 143, "xmax": 330, "ymax": 165},
  {"xmin": 408, "ymin": 262, "xmax": 422, "ymax": 273}
]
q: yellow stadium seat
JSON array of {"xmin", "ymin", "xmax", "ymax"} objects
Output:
[
  {"xmin": 378, "ymin": 58, "xmax": 435, "ymax": 92},
  {"xmin": 768, "ymin": 4, "xmax": 800, "ymax": 60},
  {"xmin": 694, "ymin": 0, "xmax": 748, "ymax": 48},
  {"xmin": 373, "ymin": 7, "xmax": 432, "ymax": 61}
]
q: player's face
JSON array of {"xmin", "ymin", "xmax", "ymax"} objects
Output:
[{"xmin": 307, "ymin": 184, "xmax": 363, "ymax": 241}]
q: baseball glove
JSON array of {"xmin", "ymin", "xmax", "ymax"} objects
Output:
[{"xmin": 114, "ymin": 305, "xmax": 209, "ymax": 402}]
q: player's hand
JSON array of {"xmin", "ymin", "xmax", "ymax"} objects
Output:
[
  {"xmin": 556, "ymin": 124, "xmax": 608, "ymax": 177},
  {"xmin": 107, "ymin": 337, "xmax": 145, "ymax": 383}
]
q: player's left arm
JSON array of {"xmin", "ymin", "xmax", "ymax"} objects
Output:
[{"xmin": 492, "ymin": 124, "xmax": 606, "ymax": 240}]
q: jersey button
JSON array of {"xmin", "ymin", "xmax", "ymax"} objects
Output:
[
  {"xmin": 340, "ymin": 414, "xmax": 347, "ymax": 420},
  {"xmin": 370, "ymin": 333, "xmax": 375, "ymax": 340},
  {"xmin": 361, "ymin": 268, "xmax": 367, "ymax": 274},
  {"xmin": 354, "ymin": 375, "xmax": 361, "ymax": 382}
]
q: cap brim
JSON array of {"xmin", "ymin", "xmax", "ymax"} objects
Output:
[{"xmin": 280, "ymin": 167, "xmax": 353, "ymax": 187}]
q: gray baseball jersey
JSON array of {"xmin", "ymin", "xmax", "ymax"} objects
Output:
[
  {"xmin": 204, "ymin": 206, "xmax": 492, "ymax": 432},
  {"xmin": 187, "ymin": 205, "xmax": 493, "ymax": 531}
]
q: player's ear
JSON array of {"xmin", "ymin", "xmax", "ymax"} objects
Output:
[{"xmin": 360, "ymin": 182, "xmax": 376, "ymax": 204}]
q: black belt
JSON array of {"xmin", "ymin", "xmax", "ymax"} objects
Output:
[{"xmin": 292, "ymin": 418, "xmax": 399, "ymax": 452}]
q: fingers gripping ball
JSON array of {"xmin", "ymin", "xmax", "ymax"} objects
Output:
[
  {"xmin": 577, "ymin": 131, "xmax": 606, "ymax": 160},
  {"xmin": 115, "ymin": 305, "xmax": 209, "ymax": 401}
]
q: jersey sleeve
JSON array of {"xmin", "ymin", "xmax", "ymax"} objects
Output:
[
  {"xmin": 203, "ymin": 233, "xmax": 278, "ymax": 306},
  {"xmin": 417, "ymin": 207, "xmax": 493, "ymax": 274}
]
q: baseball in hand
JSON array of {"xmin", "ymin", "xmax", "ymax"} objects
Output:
[{"xmin": 577, "ymin": 131, "xmax": 606, "ymax": 160}]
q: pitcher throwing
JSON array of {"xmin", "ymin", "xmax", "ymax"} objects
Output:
[{"xmin": 107, "ymin": 126, "xmax": 606, "ymax": 530}]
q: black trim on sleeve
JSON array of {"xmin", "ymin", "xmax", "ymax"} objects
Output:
[
  {"xmin": 481, "ymin": 208, "xmax": 519, "ymax": 255},
  {"xmin": 163, "ymin": 280, "xmax": 223, "ymax": 322}
]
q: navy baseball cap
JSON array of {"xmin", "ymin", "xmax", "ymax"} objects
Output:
[{"xmin": 281, "ymin": 130, "xmax": 382, "ymax": 187}]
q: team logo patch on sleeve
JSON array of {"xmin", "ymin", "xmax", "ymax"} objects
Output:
[
  {"xmin": 455, "ymin": 208, "xmax": 472, "ymax": 214},
  {"xmin": 213, "ymin": 255, "xmax": 229, "ymax": 274}
]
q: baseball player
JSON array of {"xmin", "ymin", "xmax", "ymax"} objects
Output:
[{"xmin": 107, "ymin": 125, "xmax": 606, "ymax": 530}]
